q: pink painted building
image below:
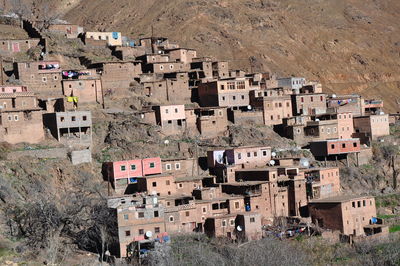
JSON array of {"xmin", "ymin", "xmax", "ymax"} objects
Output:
[{"xmin": 103, "ymin": 157, "xmax": 162, "ymax": 194}]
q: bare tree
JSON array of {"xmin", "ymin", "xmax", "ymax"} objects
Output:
[{"xmin": 9, "ymin": 0, "xmax": 32, "ymax": 27}]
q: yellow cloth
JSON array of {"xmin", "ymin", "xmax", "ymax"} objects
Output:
[{"xmin": 67, "ymin": 96, "xmax": 78, "ymax": 103}]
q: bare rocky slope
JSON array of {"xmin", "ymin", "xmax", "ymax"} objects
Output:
[{"xmin": 57, "ymin": 0, "xmax": 400, "ymax": 112}]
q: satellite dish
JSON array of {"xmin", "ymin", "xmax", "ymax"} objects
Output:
[
  {"xmin": 236, "ymin": 225, "xmax": 243, "ymax": 232},
  {"xmin": 269, "ymin": 160, "xmax": 276, "ymax": 166},
  {"xmin": 379, "ymin": 111, "xmax": 385, "ymax": 115},
  {"xmin": 145, "ymin": 231, "xmax": 153, "ymax": 238},
  {"xmin": 332, "ymin": 94, "xmax": 337, "ymax": 98},
  {"xmin": 140, "ymin": 114, "xmax": 145, "ymax": 119},
  {"xmin": 315, "ymin": 118, "xmax": 320, "ymax": 122},
  {"xmin": 247, "ymin": 105, "xmax": 252, "ymax": 110},
  {"xmin": 164, "ymin": 139, "xmax": 170, "ymax": 145},
  {"xmin": 271, "ymin": 152, "xmax": 276, "ymax": 157},
  {"xmin": 300, "ymin": 158, "xmax": 310, "ymax": 168}
]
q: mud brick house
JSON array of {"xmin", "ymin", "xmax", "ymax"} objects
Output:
[
  {"xmin": 309, "ymin": 139, "xmax": 361, "ymax": 160},
  {"xmin": 250, "ymin": 93, "xmax": 292, "ymax": 126},
  {"xmin": 277, "ymin": 77, "xmax": 306, "ymax": 93},
  {"xmin": 113, "ymin": 46, "xmax": 147, "ymax": 60},
  {"xmin": 103, "ymin": 157, "xmax": 162, "ymax": 194},
  {"xmin": 139, "ymin": 37, "xmax": 179, "ymax": 54},
  {"xmin": 207, "ymin": 146, "xmax": 272, "ymax": 169},
  {"xmin": 204, "ymin": 213, "xmax": 237, "ymax": 239},
  {"xmin": 363, "ymin": 99, "xmax": 383, "ymax": 115},
  {"xmin": 132, "ymin": 109, "xmax": 157, "ymax": 125},
  {"xmin": 291, "ymin": 93, "xmax": 327, "ymax": 116},
  {"xmin": 141, "ymin": 72, "xmax": 191, "ymax": 104},
  {"xmin": 196, "ymin": 107, "xmax": 228, "ymax": 138},
  {"xmin": 353, "ymin": 114, "xmax": 390, "ymax": 142},
  {"xmin": 161, "ymin": 158, "xmax": 200, "ymax": 178},
  {"xmin": 337, "ymin": 112, "xmax": 355, "ymax": 139},
  {"xmin": 108, "ymin": 195, "xmax": 166, "ymax": 258},
  {"xmin": 303, "ymin": 167, "xmax": 341, "ymax": 200},
  {"xmin": 62, "ymin": 78, "xmax": 103, "ymax": 104},
  {"xmin": 301, "ymin": 81, "xmax": 323, "ymax": 94},
  {"xmin": 303, "ymin": 113, "xmax": 339, "ymax": 140},
  {"xmin": 48, "ymin": 24, "xmax": 84, "ymax": 38},
  {"xmin": 175, "ymin": 176, "xmax": 205, "ymax": 195},
  {"xmin": 190, "ymin": 59, "xmax": 213, "ymax": 80},
  {"xmin": 198, "ymin": 77, "xmax": 250, "ymax": 108},
  {"xmin": 212, "ymin": 61, "xmax": 229, "ymax": 79},
  {"xmin": 84, "ymin": 32, "xmax": 122, "ymax": 47},
  {"xmin": 43, "ymin": 111, "xmax": 92, "ymax": 147},
  {"xmin": 143, "ymin": 61, "xmax": 189, "ymax": 74},
  {"xmin": 14, "ymin": 61, "xmax": 62, "ymax": 95},
  {"xmin": 231, "ymin": 167, "xmax": 307, "ymax": 218},
  {"xmin": 137, "ymin": 54, "xmax": 170, "ymax": 64},
  {"xmin": 88, "ymin": 61, "xmax": 142, "ymax": 90},
  {"xmin": 165, "ymin": 48, "xmax": 197, "ymax": 64},
  {"xmin": 0, "ymin": 39, "xmax": 40, "ymax": 55},
  {"xmin": 163, "ymin": 197, "xmax": 199, "ymax": 233},
  {"xmin": 326, "ymin": 95, "xmax": 364, "ymax": 116},
  {"xmin": 137, "ymin": 174, "xmax": 176, "ymax": 196},
  {"xmin": 228, "ymin": 108, "xmax": 264, "ymax": 125},
  {"xmin": 308, "ymin": 195, "xmax": 388, "ymax": 238},
  {"xmin": 153, "ymin": 105, "xmax": 186, "ymax": 134},
  {"xmin": 0, "ymin": 88, "xmax": 44, "ymax": 144}
]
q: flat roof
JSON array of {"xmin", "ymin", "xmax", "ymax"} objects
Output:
[
  {"xmin": 309, "ymin": 195, "xmax": 373, "ymax": 203},
  {"xmin": 222, "ymin": 181, "xmax": 267, "ymax": 186},
  {"xmin": 175, "ymin": 176, "xmax": 208, "ymax": 182}
]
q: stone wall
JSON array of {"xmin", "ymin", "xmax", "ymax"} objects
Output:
[
  {"xmin": 7, "ymin": 147, "xmax": 68, "ymax": 160},
  {"xmin": 70, "ymin": 149, "xmax": 92, "ymax": 165}
]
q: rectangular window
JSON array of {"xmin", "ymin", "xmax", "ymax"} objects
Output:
[
  {"xmin": 230, "ymin": 219, "xmax": 235, "ymax": 226},
  {"xmin": 125, "ymin": 231, "xmax": 130, "ymax": 236},
  {"xmin": 154, "ymin": 211, "xmax": 159, "ymax": 217},
  {"xmin": 235, "ymin": 202, "xmax": 239, "ymax": 209},
  {"xmin": 138, "ymin": 229, "xmax": 144, "ymax": 235},
  {"xmin": 222, "ymin": 220, "xmax": 226, "ymax": 227},
  {"xmin": 186, "ymin": 211, "xmax": 190, "ymax": 217},
  {"xmin": 253, "ymin": 152, "xmax": 257, "ymax": 157},
  {"xmin": 71, "ymin": 116, "xmax": 76, "ymax": 121},
  {"xmin": 166, "ymin": 180, "xmax": 170, "ymax": 185},
  {"xmin": 123, "ymin": 214, "xmax": 129, "ymax": 220},
  {"xmin": 138, "ymin": 212, "xmax": 144, "ymax": 218},
  {"xmin": 120, "ymin": 165, "xmax": 126, "ymax": 171},
  {"xmin": 130, "ymin": 164, "xmax": 136, "ymax": 171},
  {"xmin": 247, "ymin": 152, "xmax": 251, "ymax": 158},
  {"xmin": 166, "ymin": 164, "xmax": 171, "ymax": 170},
  {"xmin": 150, "ymin": 162, "xmax": 155, "ymax": 168},
  {"xmin": 155, "ymin": 227, "xmax": 160, "ymax": 233},
  {"xmin": 353, "ymin": 142, "xmax": 357, "ymax": 147},
  {"xmin": 238, "ymin": 153, "xmax": 242, "ymax": 159},
  {"xmin": 262, "ymin": 150, "xmax": 267, "ymax": 156},
  {"xmin": 175, "ymin": 163, "xmax": 181, "ymax": 170},
  {"xmin": 250, "ymin": 217, "xmax": 255, "ymax": 223}
]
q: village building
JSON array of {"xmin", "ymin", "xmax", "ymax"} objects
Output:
[
  {"xmin": 326, "ymin": 95, "xmax": 364, "ymax": 116},
  {"xmin": 132, "ymin": 109, "xmax": 157, "ymax": 124},
  {"xmin": 227, "ymin": 108, "xmax": 264, "ymax": 126},
  {"xmin": 190, "ymin": 59, "xmax": 213, "ymax": 80},
  {"xmin": 163, "ymin": 196, "xmax": 199, "ymax": 233},
  {"xmin": 113, "ymin": 46, "xmax": 147, "ymax": 60},
  {"xmin": 291, "ymin": 93, "xmax": 327, "ymax": 116},
  {"xmin": 0, "ymin": 86, "xmax": 45, "ymax": 144},
  {"xmin": 14, "ymin": 61, "xmax": 62, "ymax": 95},
  {"xmin": 353, "ymin": 114, "xmax": 390, "ymax": 142},
  {"xmin": 153, "ymin": 104, "xmax": 186, "ymax": 134},
  {"xmin": 196, "ymin": 107, "xmax": 229, "ymax": 138},
  {"xmin": 309, "ymin": 139, "xmax": 361, "ymax": 160},
  {"xmin": 308, "ymin": 195, "xmax": 388, "ymax": 238},
  {"xmin": 62, "ymin": 77, "xmax": 103, "ymax": 104},
  {"xmin": 363, "ymin": 99, "xmax": 384, "ymax": 115},
  {"xmin": 88, "ymin": 61, "xmax": 142, "ymax": 90},
  {"xmin": 165, "ymin": 48, "xmax": 197, "ymax": 64},
  {"xmin": 0, "ymin": 39, "xmax": 40, "ymax": 55},
  {"xmin": 250, "ymin": 92, "xmax": 293, "ymax": 126},
  {"xmin": 84, "ymin": 32, "xmax": 122, "ymax": 47},
  {"xmin": 174, "ymin": 176, "xmax": 204, "ymax": 196},
  {"xmin": 161, "ymin": 157, "xmax": 200, "ymax": 178},
  {"xmin": 141, "ymin": 72, "xmax": 191, "ymax": 104},
  {"xmin": 102, "ymin": 157, "xmax": 162, "ymax": 195},
  {"xmin": 197, "ymin": 77, "xmax": 251, "ymax": 108},
  {"xmin": 139, "ymin": 37, "xmax": 179, "ymax": 54},
  {"xmin": 108, "ymin": 195, "xmax": 167, "ymax": 258},
  {"xmin": 137, "ymin": 174, "xmax": 176, "ymax": 196},
  {"xmin": 277, "ymin": 77, "xmax": 306, "ymax": 93},
  {"xmin": 212, "ymin": 61, "xmax": 229, "ymax": 79},
  {"xmin": 303, "ymin": 167, "xmax": 341, "ymax": 200},
  {"xmin": 143, "ymin": 61, "xmax": 189, "ymax": 74},
  {"xmin": 48, "ymin": 24, "xmax": 84, "ymax": 38},
  {"xmin": 43, "ymin": 111, "xmax": 92, "ymax": 147}
]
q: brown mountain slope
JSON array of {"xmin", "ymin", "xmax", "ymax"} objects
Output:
[{"xmin": 56, "ymin": 0, "xmax": 400, "ymax": 111}]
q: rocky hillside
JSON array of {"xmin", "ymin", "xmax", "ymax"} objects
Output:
[{"xmin": 54, "ymin": 0, "xmax": 400, "ymax": 112}]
